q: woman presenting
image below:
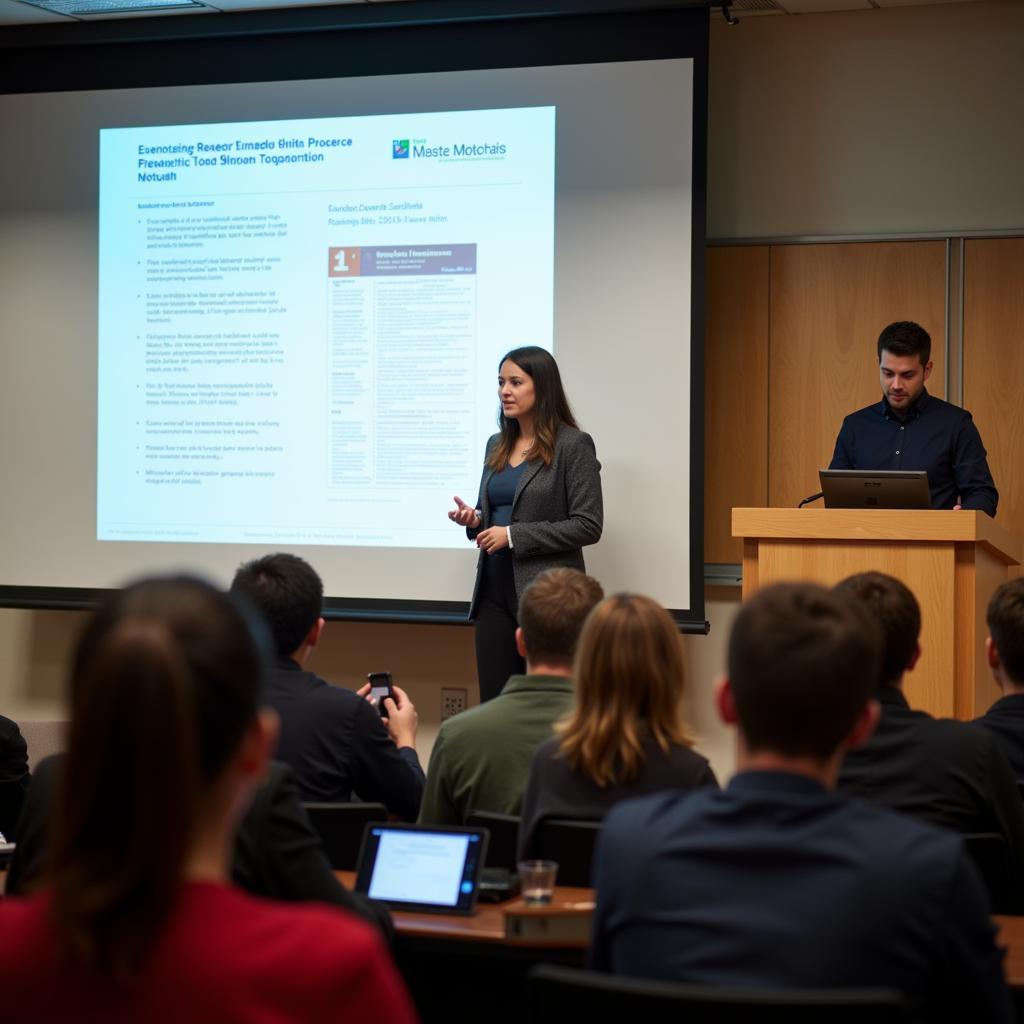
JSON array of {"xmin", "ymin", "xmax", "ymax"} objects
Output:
[{"xmin": 449, "ymin": 346, "xmax": 603, "ymax": 703}]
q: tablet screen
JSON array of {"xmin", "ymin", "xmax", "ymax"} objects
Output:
[{"xmin": 356, "ymin": 824, "xmax": 487, "ymax": 914}]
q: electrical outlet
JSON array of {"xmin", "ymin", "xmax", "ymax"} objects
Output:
[{"xmin": 441, "ymin": 687, "xmax": 468, "ymax": 721}]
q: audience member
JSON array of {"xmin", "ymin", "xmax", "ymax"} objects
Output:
[
  {"xmin": 0, "ymin": 713, "xmax": 29, "ymax": 840},
  {"xmin": 231, "ymin": 553, "xmax": 424, "ymax": 819},
  {"xmin": 591, "ymin": 583, "xmax": 1010, "ymax": 1023},
  {"xmin": 835, "ymin": 571, "xmax": 1024, "ymax": 897},
  {"xmin": 518, "ymin": 592, "xmax": 716, "ymax": 859},
  {"xmin": 0, "ymin": 576, "xmax": 415, "ymax": 1022},
  {"xmin": 976, "ymin": 577, "xmax": 1024, "ymax": 785},
  {"xmin": 6, "ymin": 753, "xmax": 393, "ymax": 938},
  {"xmin": 418, "ymin": 568, "xmax": 602, "ymax": 825}
]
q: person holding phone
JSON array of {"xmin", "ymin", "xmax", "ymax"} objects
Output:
[
  {"xmin": 449, "ymin": 346, "xmax": 603, "ymax": 703},
  {"xmin": 230, "ymin": 553, "xmax": 424, "ymax": 819}
]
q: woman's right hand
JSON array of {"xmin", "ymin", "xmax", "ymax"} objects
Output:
[{"xmin": 449, "ymin": 496, "xmax": 481, "ymax": 529}]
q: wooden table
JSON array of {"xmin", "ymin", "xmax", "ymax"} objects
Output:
[
  {"xmin": 340, "ymin": 878, "xmax": 594, "ymax": 947},
  {"xmin": 996, "ymin": 917, "xmax": 1024, "ymax": 988}
]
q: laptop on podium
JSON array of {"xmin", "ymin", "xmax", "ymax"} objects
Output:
[{"xmin": 819, "ymin": 469, "xmax": 931, "ymax": 510}]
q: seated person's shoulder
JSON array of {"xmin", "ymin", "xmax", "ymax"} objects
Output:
[
  {"xmin": 197, "ymin": 888, "xmax": 406, "ymax": 1008},
  {"xmin": 436, "ymin": 699, "xmax": 503, "ymax": 745},
  {"xmin": 839, "ymin": 796, "xmax": 974, "ymax": 889},
  {"xmin": 300, "ymin": 675, "xmax": 366, "ymax": 714},
  {"xmin": 604, "ymin": 788, "xmax": 705, "ymax": 838},
  {"xmin": 924, "ymin": 715, "xmax": 998, "ymax": 757}
]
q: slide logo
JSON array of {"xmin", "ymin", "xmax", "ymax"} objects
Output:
[
  {"xmin": 392, "ymin": 139, "xmax": 410, "ymax": 159},
  {"xmin": 328, "ymin": 247, "xmax": 362, "ymax": 277}
]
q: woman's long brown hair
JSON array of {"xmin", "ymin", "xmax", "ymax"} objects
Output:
[
  {"xmin": 556, "ymin": 593, "xmax": 695, "ymax": 787},
  {"xmin": 45, "ymin": 577, "xmax": 264, "ymax": 981},
  {"xmin": 487, "ymin": 346, "xmax": 578, "ymax": 471}
]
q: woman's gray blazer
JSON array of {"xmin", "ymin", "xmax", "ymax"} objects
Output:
[{"xmin": 467, "ymin": 425, "xmax": 603, "ymax": 619}]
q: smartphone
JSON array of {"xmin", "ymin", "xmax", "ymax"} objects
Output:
[{"xmin": 368, "ymin": 671, "xmax": 394, "ymax": 717}]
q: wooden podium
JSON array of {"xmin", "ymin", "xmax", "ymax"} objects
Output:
[{"xmin": 732, "ymin": 509, "xmax": 1021, "ymax": 720}]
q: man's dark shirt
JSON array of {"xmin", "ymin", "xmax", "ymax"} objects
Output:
[
  {"xmin": 975, "ymin": 693, "xmax": 1024, "ymax": 787},
  {"xmin": 592, "ymin": 772, "xmax": 1011, "ymax": 1024},
  {"xmin": 837, "ymin": 686, "xmax": 1024, "ymax": 907},
  {"xmin": 829, "ymin": 389, "xmax": 997, "ymax": 515},
  {"xmin": 0, "ymin": 715, "xmax": 30, "ymax": 839},
  {"xmin": 268, "ymin": 656, "xmax": 424, "ymax": 820}
]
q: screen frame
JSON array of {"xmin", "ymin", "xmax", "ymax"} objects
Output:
[
  {"xmin": 354, "ymin": 821, "xmax": 489, "ymax": 915},
  {"xmin": 0, "ymin": 0, "xmax": 710, "ymax": 633}
]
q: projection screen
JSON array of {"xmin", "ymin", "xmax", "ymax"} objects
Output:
[{"xmin": 0, "ymin": 1, "xmax": 709, "ymax": 628}]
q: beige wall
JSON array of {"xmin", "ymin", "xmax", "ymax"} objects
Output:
[
  {"xmin": 709, "ymin": 0, "xmax": 1024, "ymax": 239},
  {"xmin": 4, "ymin": 0, "xmax": 1024, "ymax": 783}
]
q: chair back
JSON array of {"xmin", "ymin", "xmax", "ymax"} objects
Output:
[
  {"xmin": 535, "ymin": 818, "xmax": 601, "ymax": 887},
  {"xmin": 301, "ymin": 802, "xmax": 388, "ymax": 870},
  {"xmin": 466, "ymin": 810, "xmax": 520, "ymax": 871},
  {"xmin": 962, "ymin": 832, "xmax": 1013, "ymax": 912},
  {"xmin": 527, "ymin": 965, "xmax": 913, "ymax": 1024}
]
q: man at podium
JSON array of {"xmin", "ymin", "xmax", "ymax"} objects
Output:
[{"xmin": 829, "ymin": 321, "xmax": 998, "ymax": 516}]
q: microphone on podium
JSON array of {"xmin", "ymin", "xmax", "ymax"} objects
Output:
[{"xmin": 797, "ymin": 491, "xmax": 824, "ymax": 509}]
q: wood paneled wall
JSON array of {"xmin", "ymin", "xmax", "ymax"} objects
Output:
[
  {"xmin": 768, "ymin": 242, "xmax": 947, "ymax": 509},
  {"xmin": 706, "ymin": 237, "xmax": 1022, "ymax": 566},
  {"xmin": 705, "ymin": 246, "xmax": 769, "ymax": 563},
  {"xmin": 964, "ymin": 238, "xmax": 1024, "ymax": 569}
]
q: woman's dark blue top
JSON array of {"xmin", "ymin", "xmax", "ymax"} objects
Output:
[{"xmin": 487, "ymin": 461, "xmax": 529, "ymax": 527}]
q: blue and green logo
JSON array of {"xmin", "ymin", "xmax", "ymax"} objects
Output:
[{"xmin": 392, "ymin": 139, "xmax": 410, "ymax": 159}]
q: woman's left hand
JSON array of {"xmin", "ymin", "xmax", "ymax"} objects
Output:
[{"xmin": 476, "ymin": 527, "xmax": 509, "ymax": 554}]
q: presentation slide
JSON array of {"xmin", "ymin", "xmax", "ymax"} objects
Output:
[{"xmin": 97, "ymin": 107, "xmax": 554, "ymax": 548}]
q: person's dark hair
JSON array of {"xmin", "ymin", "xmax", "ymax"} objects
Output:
[
  {"xmin": 46, "ymin": 576, "xmax": 267, "ymax": 980},
  {"xmin": 557, "ymin": 593, "xmax": 696, "ymax": 787},
  {"xmin": 517, "ymin": 568, "xmax": 603, "ymax": 667},
  {"xmin": 727, "ymin": 583, "xmax": 881, "ymax": 760},
  {"xmin": 876, "ymin": 321, "xmax": 931, "ymax": 367},
  {"xmin": 833, "ymin": 571, "xmax": 920, "ymax": 690},
  {"xmin": 230, "ymin": 552, "xmax": 323, "ymax": 657},
  {"xmin": 487, "ymin": 346, "xmax": 578, "ymax": 471},
  {"xmin": 987, "ymin": 578, "xmax": 1024, "ymax": 685}
]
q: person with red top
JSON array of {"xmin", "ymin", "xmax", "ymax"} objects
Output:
[{"xmin": 0, "ymin": 575, "xmax": 417, "ymax": 1024}]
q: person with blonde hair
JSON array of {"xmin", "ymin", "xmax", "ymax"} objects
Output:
[
  {"xmin": 0, "ymin": 576, "xmax": 415, "ymax": 1023},
  {"xmin": 518, "ymin": 592, "xmax": 716, "ymax": 859}
]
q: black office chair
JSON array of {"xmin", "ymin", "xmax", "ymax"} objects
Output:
[
  {"xmin": 535, "ymin": 817, "xmax": 602, "ymax": 887},
  {"xmin": 527, "ymin": 965, "xmax": 913, "ymax": 1024},
  {"xmin": 301, "ymin": 802, "xmax": 388, "ymax": 870},
  {"xmin": 962, "ymin": 832, "xmax": 1014, "ymax": 913},
  {"xmin": 466, "ymin": 810, "xmax": 520, "ymax": 871}
]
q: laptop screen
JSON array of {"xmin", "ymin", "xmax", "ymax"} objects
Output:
[{"xmin": 355, "ymin": 823, "xmax": 487, "ymax": 914}]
